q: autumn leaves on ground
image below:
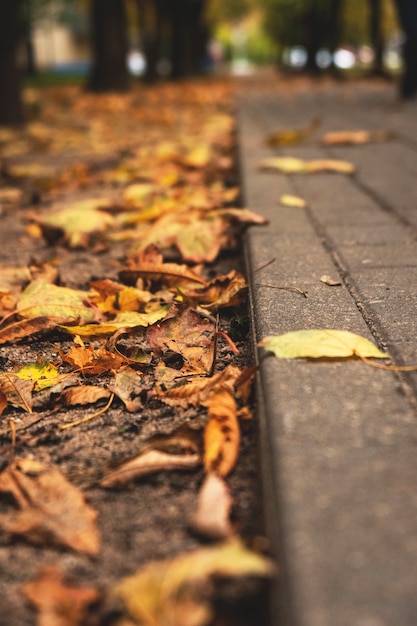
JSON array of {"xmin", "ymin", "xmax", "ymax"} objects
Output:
[{"xmin": 0, "ymin": 81, "xmax": 274, "ymax": 626}]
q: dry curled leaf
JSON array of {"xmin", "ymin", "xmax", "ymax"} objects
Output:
[
  {"xmin": 320, "ymin": 274, "xmax": 342, "ymax": 287},
  {"xmin": 203, "ymin": 388, "xmax": 240, "ymax": 477},
  {"xmin": 191, "ymin": 473, "xmax": 234, "ymax": 540},
  {"xmin": 24, "ymin": 565, "xmax": 100, "ymax": 626},
  {"xmin": 258, "ymin": 156, "xmax": 356, "ymax": 175},
  {"xmin": 100, "ymin": 448, "xmax": 201, "ymax": 488},
  {"xmin": 0, "ymin": 458, "xmax": 99, "ymax": 554},
  {"xmin": 0, "ymin": 372, "xmax": 34, "ymax": 413},
  {"xmin": 320, "ymin": 129, "xmax": 393, "ymax": 145}
]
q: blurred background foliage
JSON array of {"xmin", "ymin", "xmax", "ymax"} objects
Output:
[{"xmin": 0, "ymin": 0, "xmax": 404, "ymax": 124}]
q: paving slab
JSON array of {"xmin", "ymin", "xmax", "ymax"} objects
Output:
[{"xmin": 238, "ymin": 78, "xmax": 417, "ymax": 626}]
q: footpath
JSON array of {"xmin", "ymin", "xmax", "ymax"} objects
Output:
[{"xmin": 238, "ymin": 76, "xmax": 417, "ymax": 626}]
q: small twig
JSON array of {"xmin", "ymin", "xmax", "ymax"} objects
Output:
[
  {"xmin": 59, "ymin": 393, "xmax": 115, "ymax": 431},
  {"xmin": 256, "ymin": 282, "xmax": 308, "ymax": 298},
  {"xmin": 254, "ymin": 258, "xmax": 276, "ymax": 274},
  {"xmin": 360, "ymin": 356, "xmax": 417, "ymax": 371},
  {"xmin": 216, "ymin": 330, "xmax": 239, "ymax": 354}
]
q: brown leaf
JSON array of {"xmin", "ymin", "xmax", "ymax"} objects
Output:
[
  {"xmin": 109, "ymin": 366, "xmax": 144, "ymax": 412},
  {"xmin": 59, "ymin": 385, "xmax": 112, "ymax": 407},
  {"xmin": 0, "ymin": 458, "xmax": 99, "ymax": 554},
  {"xmin": 182, "ymin": 270, "xmax": 247, "ymax": 311},
  {"xmin": 191, "ymin": 473, "xmax": 234, "ymax": 540},
  {"xmin": 203, "ymin": 388, "xmax": 240, "ymax": 477},
  {"xmin": 119, "ymin": 258, "xmax": 206, "ymax": 288},
  {"xmin": 0, "ymin": 389, "xmax": 7, "ymax": 416},
  {"xmin": 0, "ymin": 316, "xmax": 62, "ymax": 345},
  {"xmin": 100, "ymin": 449, "xmax": 201, "ymax": 488},
  {"xmin": 0, "ymin": 372, "xmax": 34, "ymax": 413},
  {"xmin": 24, "ymin": 565, "xmax": 100, "ymax": 626},
  {"xmin": 151, "ymin": 364, "xmax": 244, "ymax": 408},
  {"xmin": 147, "ymin": 307, "xmax": 215, "ymax": 375}
]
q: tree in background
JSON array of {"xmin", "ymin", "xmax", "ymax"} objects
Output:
[
  {"xmin": 0, "ymin": 0, "xmax": 24, "ymax": 125},
  {"xmin": 88, "ymin": 0, "xmax": 129, "ymax": 91}
]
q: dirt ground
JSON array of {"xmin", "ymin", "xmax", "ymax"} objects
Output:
[{"xmin": 0, "ymin": 81, "xmax": 271, "ymax": 626}]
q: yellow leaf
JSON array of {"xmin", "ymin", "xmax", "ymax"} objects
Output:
[
  {"xmin": 113, "ymin": 539, "xmax": 274, "ymax": 626},
  {"xmin": 320, "ymin": 129, "xmax": 393, "ymax": 145},
  {"xmin": 60, "ymin": 307, "xmax": 169, "ymax": 336},
  {"xmin": 258, "ymin": 156, "xmax": 355, "ymax": 175},
  {"xmin": 304, "ymin": 159, "xmax": 356, "ymax": 174},
  {"xmin": 17, "ymin": 281, "xmax": 97, "ymax": 324},
  {"xmin": 279, "ymin": 194, "xmax": 307, "ymax": 208},
  {"xmin": 182, "ymin": 143, "xmax": 211, "ymax": 168},
  {"xmin": 203, "ymin": 388, "xmax": 240, "ymax": 476},
  {"xmin": 40, "ymin": 202, "xmax": 114, "ymax": 248},
  {"xmin": 259, "ymin": 329, "xmax": 387, "ymax": 359},
  {"xmin": 15, "ymin": 361, "xmax": 61, "ymax": 391}
]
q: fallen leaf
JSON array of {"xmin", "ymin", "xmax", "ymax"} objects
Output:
[
  {"xmin": 109, "ymin": 366, "xmax": 144, "ymax": 412},
  {"xmin": 320, "ymin": 274, "xmax": 342, "ymax": 286},
  {"xmin": 151, "ymin": 364, "xmax": 244, "ymax": 408},
  {"xmin": 0, "ymin": 458, "xmax": 99, "ymax": 554},
  {"xmin": 57, "ymin": 341, "xmax": 126, "ymax": 375},
  {"xmin": 265, "ymin": 117, "xmax": 320, "ymax": 146},
  {"xmin": 320, "ymin": 129, "xmax": 393, "ymax": 145},
  {"xmin": 279, "ymin": 194, "xmax": 307, "ymax": 208},
  {"xmin": 60, "ymin": 307, "xmax": 169, "ymax": 336},
  {"xmin": 100, "ymin": 449, "xmax": 201, "ymax": 488},
  {"xmin": 0, "ymin": 187, "xmax": 23, "ymax": 204},
  {"xmin": 17, "ymin": 281, "xmax": 97, "ymax": 324},
  {"xmin": 14, "ymin": 361, "xmax": 61, "ymax": 391},
  {"xmin": 0, "ymin": 373, "xmax": 34, "ymax": 413},
  {"xmin": 0, "ymin": 316, "xmax": 62, "ymax": 345},
  {"xmin": 259, "ymin": 329, "xmax": 387, "ymax": 359},
  {"xmin": 59, "ymin": 385, "xmax": 112, "ymax": 407},
  {"xmin": 38, "ymin": 200, "xmax": 114, "ymax": 248},
  {"xmin": 119, "ymin": 257, "xmax": 206, "ymax": 288},
  {"xmin": 203, "ymin": 388, "xmax": 240, "ymax": 477},
  {"xmin": 181, "ymin": 270, "xmax": 247, "ymax": 311},
  {"xmin": 112, "ymin": 539, "xmax": 274, "ymax": 626},
  {"xmin": 0, "ymin": 389, "xmax": 7, "ymax": 416},
  {"xmin": 24, "ymin": 565, "xmax": 100, "ymax": 626},
  {"xmin": 147, "ymin": 307, "xmax": 215, "ymax": 375},
  {"xmin": 191, "ymin": 473, "xmax": 234, "ymax": 540},
  {"xmin": 258, "ymin": 156, "xmax": 355, "ymax": 174}
]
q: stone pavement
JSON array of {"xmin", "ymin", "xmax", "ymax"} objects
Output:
[{"xmin": 238, "ymin": 78, "xmax": 417, "ymax": 626}]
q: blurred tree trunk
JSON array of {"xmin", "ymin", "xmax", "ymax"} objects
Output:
[
  {"xmin": 23, "ymin": 0, "xmax": 37, "ymax": 75},
  {"xmin": 137, "ymin": 0, "xmax": 163, "ymax": 83},
  {"xmin": 88, "ymin": 0, "xmax": 129, "ymax": 92},
  {"xmin": 369, "ymin": 0, "xmax": 385, "ymax": 74},
  {"xmin": 170, "ymin": 0, "xmax": 207, "ymax": 79},
  {"xmin": 304, "ymin": 0, "xmax": 323, "ymax": 74},
  {"xmin": 0, "ymin": 0, "xmax": 23, "ymax": 126}
]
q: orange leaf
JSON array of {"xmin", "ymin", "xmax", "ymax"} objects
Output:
[
  {"xmin": 24, "ymin": 565, "xmax": 99, "ymax": 626},
  {"xmin": 203, "ymin": 388, "xmax": 240, "ymax": 476}
]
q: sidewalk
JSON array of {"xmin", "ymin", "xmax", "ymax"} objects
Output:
[{"xmin": 238, "ymin": 77, "xmax": 417, "ymax": 626}]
